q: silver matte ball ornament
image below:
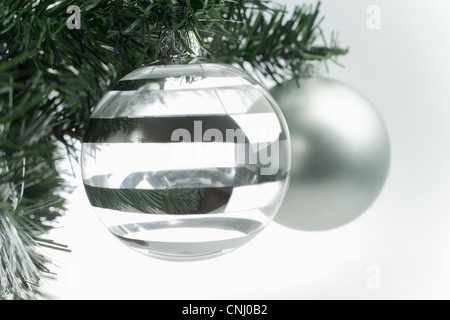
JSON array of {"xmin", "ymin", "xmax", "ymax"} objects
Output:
[{"xmin": 270, "ymin": 77, "xmax": 390, "ymax": 231}]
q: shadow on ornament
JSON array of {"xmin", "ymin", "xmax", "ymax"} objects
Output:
[{"xmin": 270, "ymin": 77, "xmax": 390, "ymax": 231}]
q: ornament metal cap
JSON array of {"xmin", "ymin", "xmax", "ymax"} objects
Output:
[
  {"xmin": 157, "ymin": 29, "xmax": 201, "ymax": 59},
  {"xmin": 297, "ymin": 60, "xmax": 326, "ymax": 78}
]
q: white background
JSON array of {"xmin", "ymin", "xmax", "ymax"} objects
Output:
[{"xmin": 42, "ymin": 0, "xmax": 450, "ymax": 299}]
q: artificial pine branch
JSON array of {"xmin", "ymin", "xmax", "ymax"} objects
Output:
[
  {"xmin": 0, "ymin": 0, "xmax": 347, "ymax": 299},
  {"xmin": 208, "ymin": 1, "xmax": 348, "ymax": 83}
]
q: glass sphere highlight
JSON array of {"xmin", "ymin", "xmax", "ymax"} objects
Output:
[{"xmin": 81, "ymin": 59, "xmax": 291, "ymax": 261}]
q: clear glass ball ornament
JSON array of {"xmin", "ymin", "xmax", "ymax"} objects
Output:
[{"xmin": 81, "ymin": 58, "xmax": 292, "ymax": 261}]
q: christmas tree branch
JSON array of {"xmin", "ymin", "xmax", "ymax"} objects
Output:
[{"xmin": 207, "ymin": 1, "xmax": 348, "ymax": 83}]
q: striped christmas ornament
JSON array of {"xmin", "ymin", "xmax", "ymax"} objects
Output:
[{"xmin": 81, "ymin": 59, "xmax": 292, "ymax": 261}]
